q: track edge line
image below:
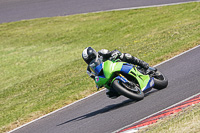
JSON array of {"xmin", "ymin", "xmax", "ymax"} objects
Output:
[{"xmin": 113, "ymin": 92, "xmax": 200, "ymax": 133}]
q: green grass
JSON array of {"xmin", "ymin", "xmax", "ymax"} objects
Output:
[
  {"xmin": 0, "ymin": 2, "xmax": 200, "ymax": 132},
  {"xmin": 140, "ymin": 103, "xmax": 200, "ymax": 133}
]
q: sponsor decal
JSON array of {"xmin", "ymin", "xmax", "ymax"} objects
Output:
[{"xmin": 95, "ymin": 76, "xmax": 99, "ymax": 82}]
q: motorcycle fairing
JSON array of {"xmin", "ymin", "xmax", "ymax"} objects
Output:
[
  {"xmin": 142, "ymin": 77, "xmax": 155, "ymax": 92},
  {"xmin": 94, "ymin": 63, "xmax": 103, "ymax": 75},
  {"xmin": 95, "ymin": 60, "xmax": 152, "ymax": 91},
  {"xmin": 121, "ymin": 63, "xmax": 133, "ymax": 73},
  {"xmin": 95, "ymin": 61, "xmax": 123, "ymax": 88},
  {"xmin": 127, "ymin": 66, "xmax": 151, "ymax": 91}
]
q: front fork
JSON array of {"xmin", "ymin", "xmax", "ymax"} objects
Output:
[{"xmin": 114, "ymin": 73, "xmax": 137, "ymax": 87}]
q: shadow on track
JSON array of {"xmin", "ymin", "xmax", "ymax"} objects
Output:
[
  {"xmin": 144, "ymin": 89, "xmax": 159, "ymax": 97},
  {"xmin": 57, "ymin": 89, "xmax": 158, "ymax": 126},
  {"xmin": 57, "ymin": 99, "xmax": 137, "ymax": 126}
]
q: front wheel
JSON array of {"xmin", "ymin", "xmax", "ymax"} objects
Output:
[
  {"xmin": 112, "ymin": 79, "xmax": 144, "ymax": 100},
  {"xmin": 153, "ymin": 71, "xmax": 168, "ymax": 90}
]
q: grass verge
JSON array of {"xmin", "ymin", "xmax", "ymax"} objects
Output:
[{"xmin": 0, "ymin": 2, "xmax": 200, "ymax": 132}]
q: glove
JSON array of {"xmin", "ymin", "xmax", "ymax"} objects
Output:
[{"xmin": 110, "ymin": 50, "xmax": 121, "ymax": 60}]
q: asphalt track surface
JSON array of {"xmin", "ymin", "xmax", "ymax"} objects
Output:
[
  {"xmin": 0, "ymin": 0, "xmax": 199, "ymax": 23},
  {"xmin": 4, "ymin": 0, "xmax": 199, "ymax": 133},
  {"xmin": 11, "ymin": 44, "xmax": 200, "ymax": 133}
]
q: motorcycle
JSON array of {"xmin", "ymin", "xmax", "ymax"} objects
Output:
[{"xmin": 89, "ymin": 58, "xmax": 168, "ymax": 100}]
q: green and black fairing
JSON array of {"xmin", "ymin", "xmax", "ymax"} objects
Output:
[{"xmin": 88, "ymin": 58, "xmax": 155, "ymax": 92}]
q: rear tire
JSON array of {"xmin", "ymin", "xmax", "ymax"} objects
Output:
[
  {"xmin": 153, "ymin": 71, "xmax": 168, "ymax": 90},
  {"xmin": 112, "ymin": 79, "xmax": 144, "ymax": 100}
]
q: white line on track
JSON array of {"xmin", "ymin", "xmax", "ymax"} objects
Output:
[
  {"xmin": 114, "ymin": 92, "xmax": 200, "ymax": 133},
  {"xmin": 8, "ymin": 1, "xmax": 200, "ymax": 132},
  {"xmin": 154, "ymin": 45, "xmax": 200, "ymax": 67},
  {"xmin": 8, "ymin": 89, "xmax": 105, "ymax": 133},
  {"xmin": 83, "ymin": 1, "xmax": 200, "ymax": 14}
]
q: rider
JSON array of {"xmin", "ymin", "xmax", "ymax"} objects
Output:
[{"xmin": 82, "ymin": 47, "xmax": 149, "ymax": 99}]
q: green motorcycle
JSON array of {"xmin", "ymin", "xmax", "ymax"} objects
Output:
[{"xmin": 89, "ymin": 58, "xmax": 168, "ymax": 100}]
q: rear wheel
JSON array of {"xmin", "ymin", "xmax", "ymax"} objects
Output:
[
  {"xmin": 153, "ymin": 71, "xmax": 168, "ymax": 90},
  {"xmin": 112, "ymin": 79, "xmax": 144, "ymax": 100}
]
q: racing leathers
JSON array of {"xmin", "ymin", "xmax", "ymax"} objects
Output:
[{"xmin": 86, "ymin": 49, "xmax": 149, "ymax": 99}]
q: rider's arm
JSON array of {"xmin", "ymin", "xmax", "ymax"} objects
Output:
[
  {"xmin": 98, "ymin": 49, "xmax": 111, "ymax": 59},
  {"xmin": 110, "ymin": 50, "xmax": 122, "ymax": 60},
  {"xmin": 87, "ymin": 66, "xmax": 101, "ymax": 90},
  {"xmin": 87, "ymin": 66, "xmax": 95, "ymax": 80}
]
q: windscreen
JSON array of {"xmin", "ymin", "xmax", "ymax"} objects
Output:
[{"xmin": 89, "ymin": 58, "xmax": 103, "ymax": 75}]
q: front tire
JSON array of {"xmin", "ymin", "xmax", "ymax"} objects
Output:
[
  {"xmin": 153, "ymin": 71, "xmax": 168, "ymax": 90},
  {"xmin": 112, "ymin": 79, "xmax": 144, "ymax": 100}
]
